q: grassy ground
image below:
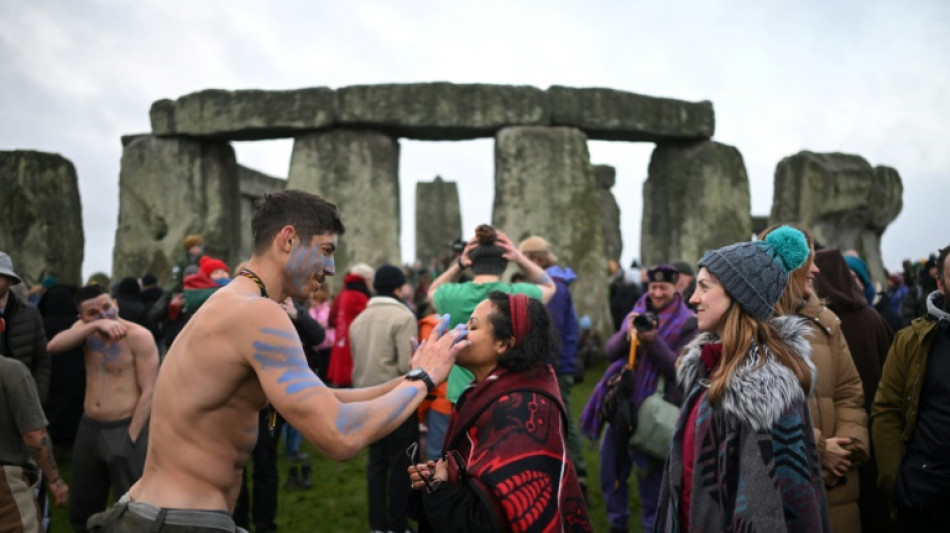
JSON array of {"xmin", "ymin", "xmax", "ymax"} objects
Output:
[{"xmin": 49, "ymin": 359, "xmax": 643, "ymax": 532}]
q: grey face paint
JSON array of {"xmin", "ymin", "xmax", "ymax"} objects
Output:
[{"xmin": 285, "ymin": 241, "xmax": 335, "ymax": 297}]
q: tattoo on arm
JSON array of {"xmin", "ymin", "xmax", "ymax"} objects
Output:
[
  {"xmin": 25, "ymin": 430, "xmax": 61, "ymax": 482},
  {"xmin": 254, "ymin": 327, "xmax": 326, "ymax": 397}
]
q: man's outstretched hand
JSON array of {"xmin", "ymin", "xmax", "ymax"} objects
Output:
[{"xmin": 411, "ymin": 314, "xmax": 469, "ymax": 384}]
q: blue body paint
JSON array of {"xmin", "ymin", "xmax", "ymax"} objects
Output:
[
  {"xmin": 285, "ymin": 242, "xmax": 335, "ymax": 296},
  {"xmin": 437, "ymin": 313, "xmax": 451, "ymax": 335},
  {"xmin": 335, "ymin": 384, "xmax": 420, "ymax": 434},
  {"xmin": 87, "ymin": 335, "xmax": 122, "ymax": 363},
  {"xmin": 260, "ymin": 327, "xmax": 298, "ymax": 340},
  {"xmin": 335, "ymin": 404, "xmax": 365, "ymax": 433},
  {"xmin": 452, "ymin": 323, "xmax": 469, "ymax": 345},
  {"xmin": 253, "ymin": 327, "xmax": 326, "ymax": 396},
  {"xmin": 380, "ymin": 387, "xmax": 420, "ymax": 427}
]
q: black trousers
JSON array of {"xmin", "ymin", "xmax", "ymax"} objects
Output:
[
  {"xmin": 367, "ymin": 416, "xmax": 419, "ymax": 532},
  {"xmin": 233, "ymin": 409, "xmax": 284, "ymax": 532},
  {"xmin": 70, "ymin": 416, "xmax": 147, "ymax": 533}
]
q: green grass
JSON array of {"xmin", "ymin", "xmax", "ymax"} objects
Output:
[{"xmin": 49, "ymin": 360, "xmax": 643, "ymax": 532}]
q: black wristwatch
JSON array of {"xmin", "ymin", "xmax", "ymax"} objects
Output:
[{"xmin": 406, "ymin": 368, "xmax": 436, "ymax": 393}]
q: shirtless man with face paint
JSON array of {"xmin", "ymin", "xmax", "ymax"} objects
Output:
[
  {"xmin": 47, "ymin": 284, "xmax": 160, "ymax": 532},
  {"xmin": 86, "ymin": 190, "xmax": 468, "ymax": 533}
]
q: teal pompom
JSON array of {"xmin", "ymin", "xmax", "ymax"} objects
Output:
[{"xmin": 764, "ymin": 226, "xmax": 809, "ymax": 272}]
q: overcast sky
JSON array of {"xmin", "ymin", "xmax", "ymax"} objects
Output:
[{"xmin": 2, "ymin": 0, "xmax": 948, "ymax": 281}]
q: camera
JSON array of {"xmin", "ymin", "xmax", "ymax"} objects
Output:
[{"xmin": 632, "ymin": 312, "xmax": 658, "ymax": 332}]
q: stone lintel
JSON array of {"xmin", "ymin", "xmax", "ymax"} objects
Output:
[{"xmin": 548, "ymin": 85, "xmax": 715, "ymax": 142}]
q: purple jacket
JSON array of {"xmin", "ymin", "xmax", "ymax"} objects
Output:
[{"xmin": 580, "ymin": 291, "xmax": 697, "ymax": 440}]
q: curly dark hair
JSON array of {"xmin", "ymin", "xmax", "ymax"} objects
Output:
[{"xmin": 485, "ymin": 291, "xmax": 559, "ymax": 372}]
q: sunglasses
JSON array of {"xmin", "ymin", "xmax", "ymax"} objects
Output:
[
  {"xmin": 406, "ymin": 442, "xmax": 439, "ymax": 493},
  {"xmin": 406, "ymin": 443, "xmax": 469, "ymax": 493}
]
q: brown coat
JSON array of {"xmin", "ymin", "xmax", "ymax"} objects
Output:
[{"xmin": 800, "ymin": 295, "xmax": 869, "ymax": 533}]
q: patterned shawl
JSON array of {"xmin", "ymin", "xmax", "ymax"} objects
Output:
[
  {"xmin": 655, "ymin": 316, "xmax": 831, "ymax": 532},
  {"xmin": 444, "ymin": 365, "xmax": 593, "ymax": 533}
]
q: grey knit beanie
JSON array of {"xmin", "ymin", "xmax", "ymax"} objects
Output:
[{"xmin": 697, "ymin": 226, "xmax": 809, "ymax": 321}]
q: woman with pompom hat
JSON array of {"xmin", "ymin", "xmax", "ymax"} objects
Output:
[
  {"xmin": 761, "ymin": 225, "xmax": 868, "ymax": 533},
  {"xmin": 654, "ymin": 226, "xmax": 831, "ymax": 532}
]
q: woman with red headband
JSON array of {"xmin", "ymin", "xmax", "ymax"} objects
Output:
[{"xmin": 409, "ymin": 291, "xmax": 592, "ymax": 532}]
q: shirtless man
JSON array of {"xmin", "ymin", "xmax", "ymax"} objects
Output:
[
  {"xmin": 88, "ymin": 190, "xmax": 467, "ymax": 532},
  {"xmin": 46, "ymin": 284, "xmax": 159, "ymax": 532}
]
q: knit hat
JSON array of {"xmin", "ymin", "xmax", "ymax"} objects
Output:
[
  {"xmin": 698, "ymin": 226, "xmax": 809, "ymax": 321},
  {"xmin": 647, "ymin": 264, "xmax": 679, "ymax": 284},
  {"xmin": 199, "ymin": 256, "xmax": 229, "ymax": 278},
  {"xmin": 671, "ymin": 260, "xmax": 694, "ymax": 277},
  {"xmin": 349, "ymin": 263, "xmax": 375, "ymax": 284},
  {"xmin": 373, "ymin": 264, "xmax": 406, "ymax": 294},
  {"xmin": 182, "ymin": 234, "xmax": 204, "ymax": 250},
  {"xmin": 0, "ymin": 252, "xmax": 22, "ymax": 284},
  {"xmin": 518, "ymin": 236, "xmax": 558, "ymax": 263}
]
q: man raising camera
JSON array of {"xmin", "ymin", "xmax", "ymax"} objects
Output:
[{"xmin": 581, "ymin": 264, "xmax": 697, "ymax": 533}]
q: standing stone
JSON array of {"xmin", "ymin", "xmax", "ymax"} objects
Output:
[
  {"xmin": 770, "ymin": 151, "xmax": 902, "ymax": 284},
  {"xmin": 238, "ymin": 166, "xmax": 286, "ymax": 262},
  {"xmin": 642, "ymin": 141, "xmax": 751, "ymax": 267},
  {"xmin": 415, "ymin": 176, "xmax": 462, "ymax": 268},
  {"xmin": 0, "ymin": 151, "xmax": 84, "ymax": 287},
  {"xmin": 287, "ymin": 130, "xmax": 400, "ymax": 278},
  {"xmin": 113, "ymin": 136, "xmax": 240, "ymax": 286},
  {"xmin": 592, "ymin": 164, "xmax": 623, "ymax": 263},
  {"xmin": 493, "ymin": 126, "xmax": 610, "ymax": 337}
]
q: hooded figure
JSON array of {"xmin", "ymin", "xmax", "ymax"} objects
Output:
[{"xmin": 814, "ymin": 249, "xmax": 896, "ymax": 533}]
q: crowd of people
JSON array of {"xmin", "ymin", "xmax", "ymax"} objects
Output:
[{"xmin": 1, "ymin": 190, "xmax": 948, "ymax": 533}]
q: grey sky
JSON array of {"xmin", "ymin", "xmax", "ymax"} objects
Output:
[{"xmin": 2, "ymin": 0, "xmax": 947, "ymax": 281}]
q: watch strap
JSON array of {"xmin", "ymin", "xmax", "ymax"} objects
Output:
[{"xmin": 407, "ymin": 369, "xmax": 436, "ymax": 393}]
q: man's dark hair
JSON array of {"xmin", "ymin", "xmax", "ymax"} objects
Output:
[
  {"xmin": 74, "ymin": 284, "xmax": 107, "ymax": 308},
  {"xmin": 938, "ymin": 246, "xmax": 950, "ymax": 281},
  {"xmin": 486, "ymin": 291, "xmax": 559, "ymax": 372},
  {"xmin": 251, "ymin": 190, "xmax": 345, "ymax": 254}
]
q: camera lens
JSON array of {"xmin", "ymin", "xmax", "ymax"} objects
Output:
[{"xmin": 633, "ymin": 312, "xmax": 658, "ymax": 332}]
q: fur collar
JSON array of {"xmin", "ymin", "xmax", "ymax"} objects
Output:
[
  {"xmin": 927, "ymin": 291, "xmax": 950, "ymax": 322},
  {"xmin": 678, "ymin": 315, "xmax": 816, "ymax": 432}
]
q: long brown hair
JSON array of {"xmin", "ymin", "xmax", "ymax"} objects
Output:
[
  {"xmin": 759, "ymin": 223, "xmax": 815, "ymax": 316},
  {"xmin": 707, "ymin": 301, "xmax": 813, "ymax": 404}
]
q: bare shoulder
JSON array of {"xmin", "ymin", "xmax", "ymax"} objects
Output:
[
  {"xmin": 120, "ymin": 319, "xmax": 155, "ymax": 341},
  {"xmin": 193, "ymin": 288, "xmax": 291, "ymax": 361}
]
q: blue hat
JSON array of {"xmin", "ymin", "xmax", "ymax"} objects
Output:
[{"xmin": 844, "ymin": 255, "xmax": 875, "ymax": 305}]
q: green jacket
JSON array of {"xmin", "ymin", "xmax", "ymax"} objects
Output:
[{"xmin": 870, "ymin": 313, "xmax": 939, "ymax": 495}]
